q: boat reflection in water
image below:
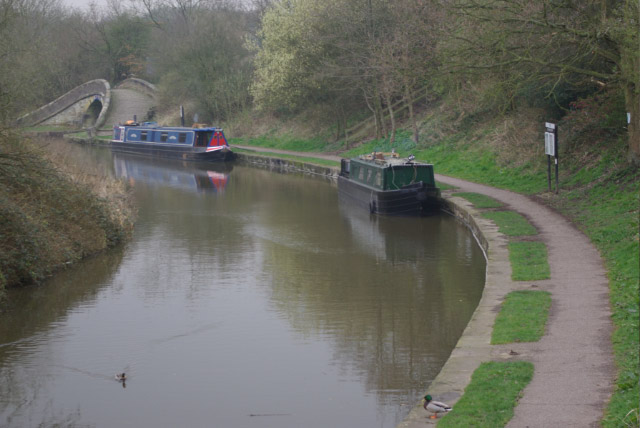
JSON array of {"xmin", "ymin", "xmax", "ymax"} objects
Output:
[
  {"xmin": 113, "ymin": 152, "xmax": 232, "ymax": 194},
  {"xmin": 338, "ymin": 191, "xmax": 454, "ymax": 261}
]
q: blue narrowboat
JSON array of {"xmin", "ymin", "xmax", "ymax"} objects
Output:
[{"xmin": 111, "ymin": 121, "xmax": 235, "ymax": 162}]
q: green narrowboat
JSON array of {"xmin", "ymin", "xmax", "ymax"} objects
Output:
[{"xmin": 338, "ymin": 153, "xmax": 441, "ymax": 215}]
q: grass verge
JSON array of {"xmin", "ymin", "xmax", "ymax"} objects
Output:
[
  {"xmin": 234, "ymin": 148, "xmax": 339, "ymax": 167},
  {"xmin": 482, "ymin": 211, "xmax": 537, "ymax": 236},
  {"xmin": 23, "ymin": 125, "xmax": 75, "ymax": 132},
  {"xmin": 65, "ymin": 131, "xmax": 111, "ymax": 140},
  {"xmin": 437, "ymin": 182, "xmax": 458, "ymax": 191},
  {"xmin": 438, "ymin": 361, "xmax": 534, "ymax": 427},
  {"xmin": 508, "ymin": 242, "xmax": 551, "ymax": 281},
  {"xmin": 230, "ymin": 135, "xmax": 344, "ymax": 153},
  {"xmin": 492, "ymin": 291, "xmax": 552, "ymax": 344},
  {"xmin": 453, "ymin": 192, "xmax": 503, "ymax": 208}
]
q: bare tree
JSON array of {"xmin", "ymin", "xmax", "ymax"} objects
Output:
[{"xmin": 443, "ymin": 0, "xmax": 639, "ymax": 163}]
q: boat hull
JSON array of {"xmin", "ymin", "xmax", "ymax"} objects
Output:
[
  {"xmin": 110, "ymin": 141, "xmax": 235, "ymax": 162},
  {"xmin": 338, "ymin": 175, "xmax": 441, "ymax": 216}
]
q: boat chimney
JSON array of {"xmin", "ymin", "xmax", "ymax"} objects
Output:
[{"xmin": 180, "ymin": 105, "xmax": 185, "ymax": 127}]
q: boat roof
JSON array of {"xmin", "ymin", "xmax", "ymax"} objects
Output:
[
  {"xmin": 353, "ymin": 153, "xmax": 432, "ymax": 167},
  {"xmin": 120, "ymin": 121, "xmax": 222, "ymax": 132}
]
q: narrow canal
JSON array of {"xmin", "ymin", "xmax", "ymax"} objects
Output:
[{"xmin": 0, "ymin": 147, "xmax": 485, "ymax": 428}]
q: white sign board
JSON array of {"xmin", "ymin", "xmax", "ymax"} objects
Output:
[{"xmin": 545, "ymin": 131, "xmax": 555, "ymax": 156}]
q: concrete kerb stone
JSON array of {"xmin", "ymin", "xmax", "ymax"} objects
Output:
[{"xmin": 397, "ymin": 194, "xmax": 522, "ymax": 428}]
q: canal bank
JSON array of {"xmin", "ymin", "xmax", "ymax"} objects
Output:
[
  {"xmin": 0, "ymin": 135, "xmax": 134, "ymax": 297},
  {"xmin": 234, "ymin": 151, "xmax": 339, "ymax": 178},
  {"xmin": 231, "ymin": 145, "xmax": 615, "ymax": 428}
]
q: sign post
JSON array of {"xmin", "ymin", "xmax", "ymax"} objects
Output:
[{"xmin": 544, "ymin": 122, "xmax": 559, "ymax": 194}]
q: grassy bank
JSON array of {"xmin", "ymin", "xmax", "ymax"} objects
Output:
[{"xmin": 0, "ymin": 133, "xmax": 135, "ymax": 303}]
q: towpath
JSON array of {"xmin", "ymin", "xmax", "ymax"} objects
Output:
[
  {"xmin": 98, "ymin": 87, "xmax": 155, "ymax": 135},
  {"xmin": 430, "ymin": 176, "xmax": 613, "ymax": 428},
  {"xmin": 232, "ymin": 145, "xmax": 615, "ymax": 428},
  {"xmin": 232, "ymin": 145, "xmax": 343, "ymax": 163}
]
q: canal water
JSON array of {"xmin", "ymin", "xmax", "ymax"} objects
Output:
[{"xmin": 0, "ymin": 148, "xmax": 485, "ymax": 428}]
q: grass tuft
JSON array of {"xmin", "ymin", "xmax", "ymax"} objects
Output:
[
  {"xmin": 438, "ymin": 361, "xmax": 534, "ymax": 427},
  {"xmin": 492, "ymin": 290, "xmax": 552, "ymax": 344},
  {"xmin": 482, "ymin": 211, "xmax": 537, "ymax": 236},
  {"xmin": 453, "ymin": 192, "xmax": 503, "ymax": 208},
  {"xmin": 437, "ymin": 181, "xmax": 458, "ymax": 191},
  {"xmin": 508, "ymin": 242, "xmax": 551, "ymax": 281}
]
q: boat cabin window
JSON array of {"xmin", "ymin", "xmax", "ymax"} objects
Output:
[
  {"xmin": 366, "ymin": 169, "xmax": 372, "ymax": 184},
  {"xmin": 375, "ymin": 171, "xmax": 382, "ymax": 187},
  {"xmin": 141, "ymin": 131, "xmax": 148, "ymax": 141},
  {"xmin": 160, "ymin": 132, "xmax": 168, "ymax": 142},
  {"xmin": 179, "ymin": 133, "xmax": 187, "ymax": 143},
  {"xmin": 358, "ymin": 167, "xmax": 364, "ymax": 181}
]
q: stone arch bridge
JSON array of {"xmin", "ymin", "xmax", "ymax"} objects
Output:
[{"xmin": 17, "ymin": 78, "xmax": 157, "ymax": 136}]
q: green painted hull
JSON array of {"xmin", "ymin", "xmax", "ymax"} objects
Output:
[{"xmin": 338, "ymin": 157, "xmax": 441, "ymax": 216}]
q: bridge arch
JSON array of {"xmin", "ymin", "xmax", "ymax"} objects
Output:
[
  {"xmin": 16, "ymin": 78, "xmax": 157, "ymax": 135},
  {"xmin": 16, "ymin": 79, "xmax": 111, "ymax": 131}
]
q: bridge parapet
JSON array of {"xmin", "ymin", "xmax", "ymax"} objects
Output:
[
  {"xmin": 16, "ymin": 79, "xmax": 111, "ymax": 129},
  {"xmin": 116, "ymin": 78, "xmax": 157, "ymax": 98}
]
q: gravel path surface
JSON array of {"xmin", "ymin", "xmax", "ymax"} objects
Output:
[{"xmin": 232, "ymin": 145, "xmax": 615, "ymax": 427}]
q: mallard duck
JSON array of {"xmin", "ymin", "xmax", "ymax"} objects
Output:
[
  {"xmin": 115, "ymin": 372, "xmax": 127, "ymax": 381},
  {"xmin": 423, "ymin": 395, "xmax": 451, "ymax": 419}
]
